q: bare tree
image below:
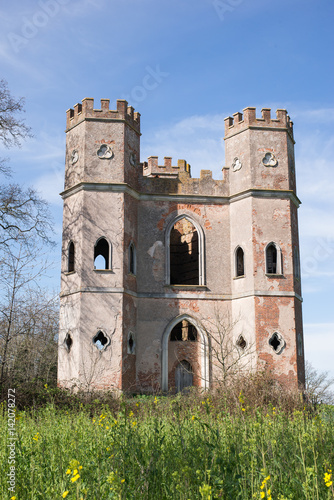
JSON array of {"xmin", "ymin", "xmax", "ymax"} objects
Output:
[
  {"xmin": 305, "ymin": 360, "xmax": 334, "ymax": 405},
  {"xmin": 0, "ymin": 183, "xmax": 54, "ymax": 251},
  {"xmin": 0, "ymin": 79, "xmax": 54, "ymax": 252},
  {"xmin": 0, "ymin": 79, "xmax": 32, "ymax": 148},
  {"xmin": 0, "ymin": 241, "xmax": 58, "ymax": 397},
  {"xmin": 201, "ymin": 306, "xmax": 256, "ymax": 387}
]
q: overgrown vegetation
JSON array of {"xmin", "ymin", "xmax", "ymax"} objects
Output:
[{"xmin": 1, "ymin": 375, "xmax": 334, "ymax": 500}]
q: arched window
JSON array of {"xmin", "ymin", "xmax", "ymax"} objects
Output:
[
  {"xmin": 165, "ymin": 215, "xmax": 206, "ymax": 286},
  {"xmin": 265, "ymin": 242, "xmax": 282, "ymax": 275},
  {"xmin": 235, "ymin": 246, "xmax": 244, "ymax": 277},
  {"xmin": 68, "ymin": 241, "xmax": 75, "ymax": 272},
  {"xmin": 170, "ymin": 320, "xmax": 197, "ymax": 341},
  {"xmin": 129, "ymin": 242, "xmax": 136, "ymax": 275},
  {"xmin": 94, "ymin": 237, "xmax": 111, "ymax": 270}
]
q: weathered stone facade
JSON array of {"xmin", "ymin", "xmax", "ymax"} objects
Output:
[{"xmin": 58, "ymin": 98, "xmax": 305, "ymax": 392}]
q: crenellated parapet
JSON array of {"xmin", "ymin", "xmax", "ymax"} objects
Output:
[
  {"xmin": 66, "ymin": 98, "xmax": 141, "ymax": 133},
  {"xmin": 142, "ymin": 156, "xmax": 191, "ymax": 178},
  {"xmin": 224, "ymin": 107, "xmax": 293, "ymax": 140}
]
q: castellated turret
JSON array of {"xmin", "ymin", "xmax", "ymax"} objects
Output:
[{"xmin": 58, "ymin": 99, "xmax": 304, "ymax": 393}]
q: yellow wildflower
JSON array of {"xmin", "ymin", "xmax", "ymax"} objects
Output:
[
  {"xmin": 192, "ymin": 415, "xmax": 195, "ymax": 420},
  {"xmin": 121, "ymin": 479, "xmax": 125, "ymax": 483},
  {"xmin": 66, "ymin": 469, "xmax": 71, "ymax": 475},
  {"xmin": 79, "ymin": 465, "xmax": 83, "ymax": 470},
  {"xmin": 73, "ymin": 468, "xmax": 78, "ymax": 475},
  {"xmin": 324, "ymin": 470, "xmax": 333, "ymax": 487},
  {"xmin": 62, "ymin": 492, "xmax": 69, "ymax": 498},
  {"xmin": 260, "ymin": 493, "xmax": 265, "ymax": 499},
  {"xmin": 71, "ymin": 474, "xmax": 80, "ymax": 483}
]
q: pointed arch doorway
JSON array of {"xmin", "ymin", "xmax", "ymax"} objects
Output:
[{"xmin": 161, "ymin": 314, "xmax": 209, "ymax": 393}]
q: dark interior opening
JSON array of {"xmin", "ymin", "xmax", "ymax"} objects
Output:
[
  {"xmin": 94, "ymin": 238, "xmax": 109, "ymax": 269},
  {"xmin": 93, "ymin": 330, "xmax": 108, "ymax": 350},
  {"xmin": 170, "ymin": 320, "xmax": 197, "ymax": 341},
  {"xmin": 68, "ymin": 242, "xmax": 75, "ymax": 272},
  {"xmin": 236, "ymin": 247, "xmax": 244, "ymax": 277},
  {"xmin": 266, "ymin": 244, "xmax": 277, "ymax": 274},
  {"xmin": 170, "ymin": 218, "xmax": 199, "ymax": 285},
  {"xmin": 269, "ymin": 332, "xmax": 281, "ymax": 352}
]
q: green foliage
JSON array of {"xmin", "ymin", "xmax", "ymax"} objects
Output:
[{"xmin": 1, "ymin": 394, "xmax": 334, "ymax": 499}]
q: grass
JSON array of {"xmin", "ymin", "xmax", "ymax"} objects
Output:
[{"xmin": 1, "ymin": 387, "xmax": 334, "ymax": 499}]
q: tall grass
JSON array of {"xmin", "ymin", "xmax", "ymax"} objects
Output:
[{"xmin": 1, "ymin": 387, "xmax": 334, "ymax": 499}]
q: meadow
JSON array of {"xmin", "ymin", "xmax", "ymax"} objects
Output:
[{"xmin": 1, "ymin": 384, "xmax": 334, "ymax": 500}]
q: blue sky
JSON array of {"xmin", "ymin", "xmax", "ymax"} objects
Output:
[{"xmin": 0, "ymin": 0, "xmax": 333, "ymax": 377}]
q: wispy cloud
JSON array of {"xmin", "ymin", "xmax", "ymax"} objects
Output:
[{"xmin": 142, "ymin": 114, "xmax": 226, "ymax": 177}]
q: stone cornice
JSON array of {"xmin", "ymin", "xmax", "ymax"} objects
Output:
[
  {"xmin": 224, "ymin": 125, "xmax": 295, "ymax": 144},
  {"xmin": 60, "ymin": 287, "xmax": 303, "ymax": 302},
  {"xmin": 60, "ymin": 182, "xmax": 301, "ymax": 208}
]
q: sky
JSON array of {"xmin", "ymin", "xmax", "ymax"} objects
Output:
[{"xmin": 0, "ymin": 0, "xmax": 333, "ymax": 378}]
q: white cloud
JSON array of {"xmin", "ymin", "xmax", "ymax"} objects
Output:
[{"xmin": 142, "ymin": 113, "xmax": 226, "ymax": 177}]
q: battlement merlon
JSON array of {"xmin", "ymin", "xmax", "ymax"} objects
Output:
[
  {"xmin": 224, "ymin": 107, "xmax": 294, "ymax": 141},
  {"xmin": 142, "ymin": 157, "xmax": 191, "ymax": 178},
  {"xmin": 66, "ymin": 98, "xmax": 141, "ymax": 133}
]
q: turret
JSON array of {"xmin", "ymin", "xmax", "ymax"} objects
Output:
[{"xmin": 224, "ymin": 107, "xmax": 296, "ymax": 196}]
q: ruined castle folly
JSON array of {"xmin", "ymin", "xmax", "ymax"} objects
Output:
[{"xmin": 58, "ymin": 98, "xmax": 305, "ymax": 392}]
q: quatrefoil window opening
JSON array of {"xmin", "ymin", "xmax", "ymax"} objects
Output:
[
  {"xmin": 93, "ymin": 330, "xmax": 110, "ymax": 351},
  {"xmin": 268, "ymin": 332, "xmax": 285, "ymax": 354}
]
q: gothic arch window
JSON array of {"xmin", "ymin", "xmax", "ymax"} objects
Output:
[
  {"xmin": 94, "ymin": 237, "xmax": 111, "ymax": 270},
  {"xmin": 68, "ymin": 241, "xmax": 75, "ymax": 273},
  {"xmin": 165, "ymin": 215, "xmax": 205, "ymax": 286},
  {"xmin": 235, "ymin": 246, "xmax": 245, "ymax": 277},
  {"xmin": 265, "ymin": 242, "xmax": 283, "ymax": 275},
  {"xmin": 170, "ymin": 320, "xmax": 197, "ymax": 341},
  {"xmin": 129, "ymin": 242, "xmax": 136, "ymax": 275}
]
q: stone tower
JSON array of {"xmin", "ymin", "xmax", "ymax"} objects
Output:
[{"xmin": 58, "ymin": 99, "xmax": 305, "ymax": 392}]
